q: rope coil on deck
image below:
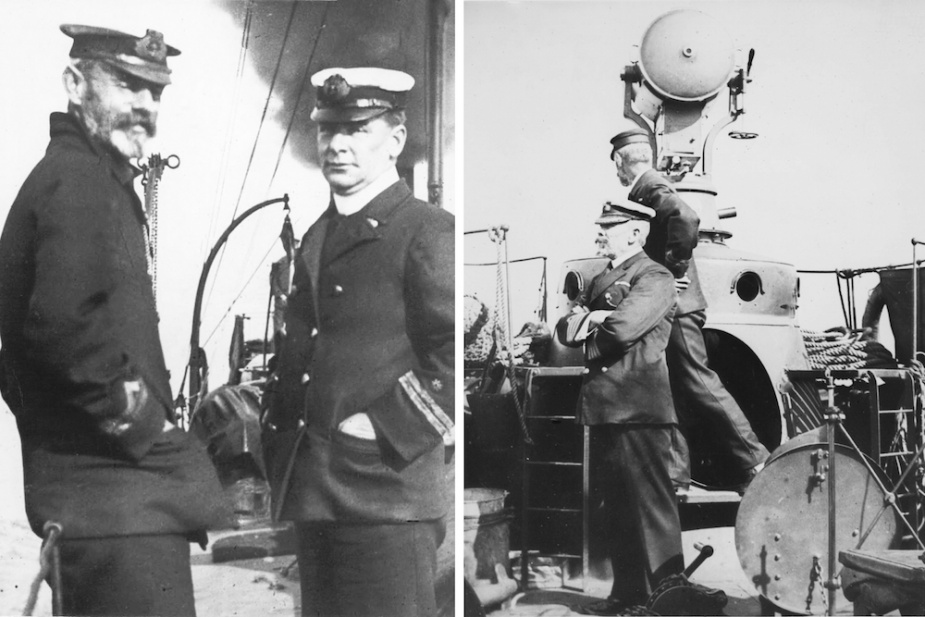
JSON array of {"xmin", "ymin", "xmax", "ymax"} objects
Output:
[{"xmin": 802, "ymin": 329, "xmax": 870, "ymax": 370}]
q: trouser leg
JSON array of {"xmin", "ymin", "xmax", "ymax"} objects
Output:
[
  {"xmin": 594, "ymin": 425, "xmax": 683, "ymax": 604},
  {"xmin": 57, "ymin": 533, "xmax": 195, "ymax": 617},
  {"xmin": 667, "ymin": 310, "xmax": 769, "ymax": 473},
  {"xmin": 295, "ymin": 519, "xmax": 444, "ymax": 617},
  {"xmin": 666, "ymin": 425, "xmax": 690, "ymax": 489}
]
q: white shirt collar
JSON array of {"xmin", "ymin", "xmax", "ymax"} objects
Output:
[
  {"xmin": 610, "ymin": 246, "xmax": 643, "ymax": 270},
  {"xmin": 332, "ymin": 167, "xmax": 400, "ymax": 216}
]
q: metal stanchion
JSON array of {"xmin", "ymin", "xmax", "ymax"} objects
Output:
[
  {"xmin": 823, "ymin": 373, "xmax": 843, "ymax": 616},
  {"xmin": 911, "ymin": 238, "xmax": 925, "ymax": 361},
  {"xmin": 913, "ymin": 239, "xmax": 920, "ymax": 363}
]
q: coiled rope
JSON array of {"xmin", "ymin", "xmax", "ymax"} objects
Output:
[
  {"xmin": 489, "ymin": 227, "xmax": 532, "ymax": 445},
  {"xmin": 802, "ymin": 329, "xmax": 867, "ymax": 370}
]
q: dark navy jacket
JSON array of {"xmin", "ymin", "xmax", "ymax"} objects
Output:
[
  {"xmin": 0, "ymin": 112, "xmax": 231, "ymax": 538},
  {"xmin": 629, "ymin": 169, "xmax": 708, "ymax": 316},
  {"xmin": 559, "ymin": 251, "xmax": 678, "ymax": 426},
  {"xmin": 267, "ymin": 179, "xmax": 454, "ymax": 523}
]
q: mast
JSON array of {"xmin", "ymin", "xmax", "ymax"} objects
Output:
[{"xmin": 426, "ymin": 0, "xmax": 450, "ymax": 208}]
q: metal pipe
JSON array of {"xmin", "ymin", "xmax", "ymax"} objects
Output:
[
  {"xmin": 520, "ymin": 370, "xmax": 532, "ymax": 592},
  {"xmin": 620, "ymin": 64, "xmax": 655, "ymax": 159},
  {"xmin": 840, "ymin": 416, "xmax": 925, "ymax": 551},
  {"xmin": 913, "ymin": 238, "xmax": 922, "ymax": 363},
  {"xmin": 188, "ymin": 195, "xmax": 289, "ymax": 414},
  {"xmin": 582, "ymin": 425, "xmax": 590, "ymax": 591},
  {"xmin": 703, "ymin": 105, "xmax": 736, "ymax": 176},
  {"xmin": 261, "ymin": 281, "xmax": 273, "ymax": 374},
  {"xmin": 464, "ymin": 255, "xmax": 545, "ymax": 267},
  {"xmin": 502, "ymin": 229, "xmax": 515, "ymax": 359},
  {"xmin": 825, "ymin": 373, "xmax": 837, "ymax": 616},
  {"xmin": 683, "ymin": 543, "xmax": 714, "ymax": 578},
  {"xmin": 426, "ymin": 0, "xmax": 449, "ymax": 208},
  {"xmin": 465, "ymin": 225, "xmax": 509, "ymax": 236}
]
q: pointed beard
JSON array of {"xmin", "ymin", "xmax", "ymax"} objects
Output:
[{"xmin": 82, "ymin": 103, "xmax": 156, "ymax": 160}]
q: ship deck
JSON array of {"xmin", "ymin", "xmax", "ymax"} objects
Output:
[{"xmin": 482, "ymin": 524, "xmax": 866, "ymax": 617}]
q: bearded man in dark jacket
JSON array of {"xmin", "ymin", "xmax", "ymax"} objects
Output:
[
  {"xmin": 557, "ymin": 200, "xmax": 683, "ymax": 614},
  {"xmin": 0, "ymin": 25, "xmax": 231, "ymax": 616}
]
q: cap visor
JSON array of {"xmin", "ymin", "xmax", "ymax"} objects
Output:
[
  {"xmin": 595, "ymin": 216, "xmax": 633, "ymax": 225},
  {"xmin": 310, "ymin": 107, "xmax": 388, "ymax": 123},
  {"xmin": 105, "ymin": 59, "xmax": 172, "ymax": 86}
]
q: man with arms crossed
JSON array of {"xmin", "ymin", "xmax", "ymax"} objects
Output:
[{"xmin": 558, "ymin": 200, "xmax": 683, "ymax": 615}]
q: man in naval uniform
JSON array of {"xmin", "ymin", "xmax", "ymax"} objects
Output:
[
  {"xmin": 264, "ymin": 67, "xmax": 454, "ymax": 617},
  {"xmin": 609, "ymin": 127, "xmax": 769, "ymax": 491},
  {"xmin": 557, "ymin": 200, "xmax": 684, "ymax": 615},
  {"xmin": 0, "ymin": 25, "xmax": 232, "ymax": 615}
]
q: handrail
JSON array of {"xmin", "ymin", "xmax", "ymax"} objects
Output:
[{"xmin": 186, "ymin": 195, "xmax": 290, "ymax": 420}]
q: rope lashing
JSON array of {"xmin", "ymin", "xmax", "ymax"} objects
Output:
[{"xmin": 22, "ymin": 521, "xmax": 63, "ymax": 616}]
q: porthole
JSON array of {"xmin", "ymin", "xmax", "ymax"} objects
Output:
[
  {"xmin": 564, "ymin": 270, "xmax": 584, "ymax": 302},
  {"xmin": 733, "ymin": 271, "xmax": 763, "ymax": 302}
]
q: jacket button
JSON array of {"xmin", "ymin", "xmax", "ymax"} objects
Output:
[
  {"xmin": 582, "ymin": 368, "xmax": 590, "ymax": 375},
  {"xmin": 290, "ymin": 284, "xmax": 298, "ymax": 294},
  {"xmin": 332, "ymin": 284, "xmax": 344, "ymax": 296},
  {"xmin": 301, "ymin": 373, "xmax": 310, "ymax": 384},
  {"xmin": 601, "ymin": 366, "xmax": 608, "ymax": 373},
  {"xmin": 310, "ymin": 327, "xmax": 319, "ymax": 338}
]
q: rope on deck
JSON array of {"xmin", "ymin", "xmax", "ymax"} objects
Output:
[{"xmin": 802, "ymin": 329, "xmax": 868, "ymax": 370}]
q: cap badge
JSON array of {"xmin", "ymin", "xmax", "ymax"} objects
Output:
[
  {"xmin": 320, "ymin": 74, "xmax": 351, "ymax": 105},
  {"xmin": 135, "ymin": 29, "xmax": 167, "ymax": 63}
]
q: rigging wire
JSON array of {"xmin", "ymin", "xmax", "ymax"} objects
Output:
[
  {"xmin": 202, "ymin": 0, "xmax": 254, "ymax": 310},
  {"xmin": 464, "ymin": 255, "xmax": 547, "ymax": 267},
  {"xmin": 205, "ymin": 1, "xmax": 300, "ymax": 316},
  {"xmin": 537, "ymin": 259, "xmax": 547, "ymax": 322},
  {"xmin": 801, "ymin": 263, "xmax": 916, "ymax": 331},
  {"xmin": 204, "ymin": 0, "xmax": 253, "ymax": 258},
  {"xmin": 797, "ymin": 260, "xmax": 925, "ymax": 276},
  {"xmin": 847, "ymin": 273, "xmax": 857, "ymax": 329},
  {"xmin": 835, "ymin": 271, "xmax": 851, "ymax": 330},
  {"xmin": 202, "ymin": 237, "xmax": 279, "ymax": 349},
  {"xmin": 200, "ymin": 2, "xmax": 332, "ymax": 357},
  {"xmin": 231, "ymin": 1, "xmax": 300, "ymax": 222},
  {"xmin": 266, "ymin": 2, "xmax": 332, "ymax": 193}
]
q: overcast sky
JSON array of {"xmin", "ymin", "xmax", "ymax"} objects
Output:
[{"xmin": 464, "ymin": 0, "xmax": 925, "ymax": 356}]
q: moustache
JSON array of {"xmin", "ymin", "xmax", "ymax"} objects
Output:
[
  {"xmin": 595, "ymin": 237, "xmax": 614, "ymax": 258},
  {"xmin": 113, "ymin": 113, "xmax": 156, "ymax": 137}
]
